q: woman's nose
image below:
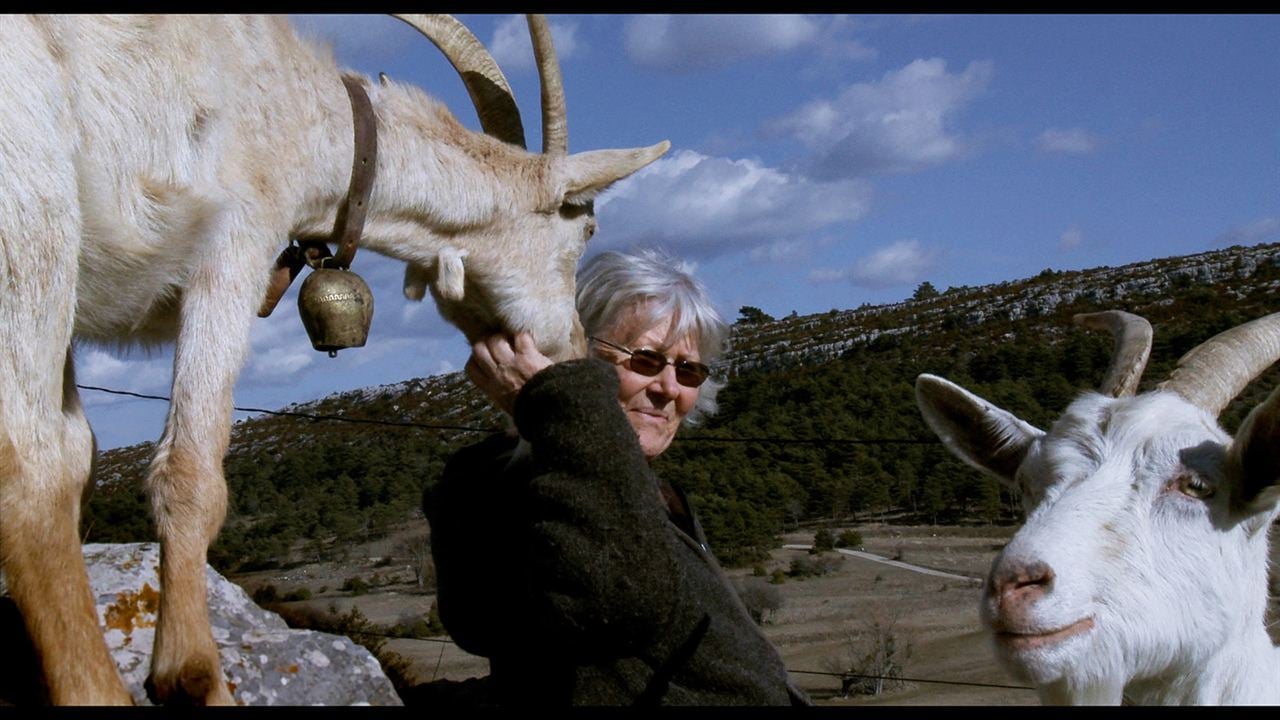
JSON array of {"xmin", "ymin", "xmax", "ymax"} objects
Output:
[{"xmin": 649, "ymin": 363, "xmax": 681, "ymax": 398}]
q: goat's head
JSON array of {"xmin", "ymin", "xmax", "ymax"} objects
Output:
[
  {"xmin": 380, "ymin": 15, "xmax": 667, "ymax": 362},
  {"xmin": 915, "ymin": 310, "xmax": 1280, "ymax": 704}
]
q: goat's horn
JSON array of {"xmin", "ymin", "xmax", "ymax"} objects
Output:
[
  {"xmin": 526, "ymin": 14, "xmax": 567, "ymax": 155},
  {"xmin": 391, "ymin": 14, "xmax": 527, "ymax": 149},
  {"xmin": 1074, "ymin": 311, "xmax": 1153, "ymax": 398},
  {"xmin": 1157, "ymin": 312, "xmax": 1280, "ymax": 416}
]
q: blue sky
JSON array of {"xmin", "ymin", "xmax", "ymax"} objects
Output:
[{"xmin": 78, "ymin": 14, "xmax": 1280, "ymax": 450}]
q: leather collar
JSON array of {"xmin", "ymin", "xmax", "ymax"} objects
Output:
[{"xmin": 258, "ymin": 75, "xmax": 379, "ymax": 317}]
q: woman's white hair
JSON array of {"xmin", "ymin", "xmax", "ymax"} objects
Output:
[{"xmin": 576, "ymin": 248, "xmax": 729, "ymax": 425}]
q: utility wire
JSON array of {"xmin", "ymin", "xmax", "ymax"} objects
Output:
[
  {"xmin": 786, "ymin": 668, "xmax": 1034, "ymax": 692},
  {"xmin": 679, "ymin": 436, "xmax": 938, "ymax": 445},
  {"xmin": 77, "ymin": 384, "xmax": 499, "ymax": 434},
  {"xmin": 81, "ymin": 382, "xmax": 1008, "ymax": 694},
  {"xmin": 77, "ymin": 383, "xmax": 940, "ymax": 446},
  {"xmin": 324, "ymin": 627, "xmax": 1035, "ymax": 692}
]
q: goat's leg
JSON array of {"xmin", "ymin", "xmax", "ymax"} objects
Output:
[
  {"xmin": 1, "ymin": 356, "xmax": 131, "ymax": 705},
  {"xmin": 142, "ymin": 222, "xmax": 276, "ymax": 706},
  {"xmin": 143, "ymin": 345, "xmax": 236, "ymax": 705},
  {"xmin": 142, "ymin": 428, "xmax": 233, "ymax": 706},
  {"xmin": 0, "ymin": 26, "xmax": 132, "ymax": 701}
]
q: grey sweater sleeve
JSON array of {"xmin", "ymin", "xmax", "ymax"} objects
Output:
[{"xmin": 510, "ymin": 359, "xmax": 682, "ymax": 658}]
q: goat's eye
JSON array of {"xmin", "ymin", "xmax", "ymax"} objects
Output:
[
  {"xmin": 559, "ymin": 200, "xmax": 593, "ymax": 220},
  {"xmin": 1177, "ymin": 472, "xmax": 1215, "ymax": 500}
]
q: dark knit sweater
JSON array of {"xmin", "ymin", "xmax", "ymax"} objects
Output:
[{"xmin": 422, "ymin": 359, "xmax": 809, "ymax": 706}]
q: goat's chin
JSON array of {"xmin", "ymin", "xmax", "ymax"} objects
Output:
[{"xmin": 990, "ymin": 617, "xmax": 1100, "ymax": 687}]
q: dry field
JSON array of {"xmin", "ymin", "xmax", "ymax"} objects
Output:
[{"xmin": 234, "ymin": 522, "xmax": 1040, "ymax": 706}]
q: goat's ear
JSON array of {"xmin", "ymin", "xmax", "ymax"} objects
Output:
[
  {"xmin": 403, "ymin": 262, "xmax": 429, "ymax": 302},
  {"xmin": 557, "ymin": 140, "xmax": 670, "ymax": 206},
  {"xmin": 915, "ymin": 373, "xmax": 1043, "ymax": 486},
  {"xmin": 432, "ymin": 248, "xmax": 467, "ymax": 302},
  {"xmin": 1228, "ymin": 384, "xmax": 1280, "ymax": 513}
]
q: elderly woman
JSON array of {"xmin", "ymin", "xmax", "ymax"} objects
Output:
[{"xmin": 421, "ymin": 249, "xmax": 808, "ymax": 706}]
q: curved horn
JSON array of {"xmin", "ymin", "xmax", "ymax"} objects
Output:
[
  {"xmin": 1157, "ymin": 312, "xmax": 1280, "ymax": 416},
  {"xmin": 1074, "ymin": 311, "xmax": 1153, "ymax": 398},
  {"xmin": 526, "ymin": 14, "xmax": 567, "ymax": 155},
  {"xmin": 391, "ymin": 13, "xmax": 527, "ymax": 148}
]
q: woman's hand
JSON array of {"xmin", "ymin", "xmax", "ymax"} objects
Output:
[{"xmin": 465, "ymin": 331, "xmax": 554, "ymax": 415}]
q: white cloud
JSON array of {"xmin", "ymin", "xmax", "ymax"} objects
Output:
[
  {"xmin": 490, "ymin": 14, "xmax": 579, "ymax": 72},
  {"xmin": 1036, "ymin": 127, "xmax": 1100, "ymax": 155},
  {"xmin": 246, "ymin": 345, "xmax": 315, "ymax": 382},
  {"xmin": 808, "ymin": 266, "xmax": 849, "ymax": 282},
  {"xmin": 748, "ymin": 238, "xmax": 816, "ymax": 263},
  {"xmin": 1059, "ymin": 226, "xmax": 1085, "ymax": 251},
  {"xmin": 772, "ymin": 57, "xmax": 993, "ymax": 178},
  {"xmin": 75, "ymin": 345, "xmax": 173, "ymax": 411},
  {"xmin": 811, "ymin": 239, "xmax": 936, "ymax": 289},
  {"xmin": 78, "ymin": 347, "xmax": 135, "ymax": 386},
  {"xmin": 594, "ymin": 148, "xmax": 872, "ymax": 260},
  {"xmin": 624, "ymin": 15, "xmax": 820, "ymax": 72},
  {"xmin": 1215, "ymin": 217, "xmax": 1280, "ymax": 247}
]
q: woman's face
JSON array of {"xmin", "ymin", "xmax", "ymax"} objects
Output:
[{"xmin": 596, "ymin": 308, "xmax": 702, "ymax": 462}]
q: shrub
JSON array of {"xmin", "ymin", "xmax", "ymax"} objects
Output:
[
  {"xmin": 835, "ymin": 529, "xmax": 863, "ymax": 549},
  {"xmin": 789, "ymin": 554, "xmax": 843, "ymax": 579},
  {"xmin": 825, "ymin": 611, "xmax": 915, "ymax": 698},
  {"xmin": 736, "ymin": 578, "xmax": 784, "ymax": 625},
  {"xmin": 283, "ymin": 587, "xmax": 312, "ymax": 602},
  {"xmin": 341, "ymin": 576, "xmax": 370, "ymax": 596},
  {"xmin": 811, "ymin": 528, "xmax": 835, "ymax": 554},
  {"xmin": 252, "ymin": 584, "xmax": 278, "ymax": 605},
  {"xmin": 769, "ymin": 569, "xmax": 787, "ymax": 585}
]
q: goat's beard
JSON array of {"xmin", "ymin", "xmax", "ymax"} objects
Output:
[
  {"xmin": 434, "ymin": 294, "xmax": 581, "ymax": 364},
  {"xmin": 993, "ymin": 631, "xmax": 1127, "ymax": 705}
]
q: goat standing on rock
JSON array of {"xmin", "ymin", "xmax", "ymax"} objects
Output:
[
  {"xmin": 916, "ymin": 310, "xmax": 1280, "ymax": 704},
  {"xmin": 0, "ymin": 14, "xmax": 667, "ymax": 705}
]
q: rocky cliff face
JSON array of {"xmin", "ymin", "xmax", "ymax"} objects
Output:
[
  {"xmin": 724, "ymin": 243, "xmax": 1280, "ymax": 374},
  {"xmin": 0, "ymin": 543, "xmax": 402, "ymax": 706}
]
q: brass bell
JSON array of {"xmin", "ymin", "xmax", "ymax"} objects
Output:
[{"xmin": 297, "ymin": 268, "xmax": 374, "ymax": 357}]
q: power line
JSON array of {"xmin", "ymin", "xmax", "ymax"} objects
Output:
[
  {"xmin": 76, "ymin": 384, "xmax": 499, "ymax": 434},
  {"xmin": 680, "ymin": 436, "xmax": 938, "ymax": 446},
  {"xmin": 786, "ymin": 668, "xmax": 1034, "ymax": 692},
  {"xmin": 77, "ymin": 383, "xmax": 940, "ymax": 446},
  {"xmin": 80, "ymin": 382, "xmax": 1004, "ymax": 695},
  {"xmin": 325, "ymin": 626, "xmax": 1035, "ymax": 693}
]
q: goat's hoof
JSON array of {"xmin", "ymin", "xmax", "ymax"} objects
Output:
[{"xmin": 144, "ymin": 658, "xmax": 234, "ymax": 706}]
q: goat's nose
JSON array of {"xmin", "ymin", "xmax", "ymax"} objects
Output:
[{"xmin": 990, "ymin": 561, "xmax": 1055, "ymax": 614}]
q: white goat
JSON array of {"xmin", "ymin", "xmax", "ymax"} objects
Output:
[
  {"xmin": 915, "ymin": 310, "xmax": 1280, "ymax": 704},
  {"xmin": 0, "ymin": 14, "xmax": 667, "ymax": 705}
]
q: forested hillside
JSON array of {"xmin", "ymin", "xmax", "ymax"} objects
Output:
[{"xmin": 83, "ymin": 242, "xmax": 1280, "ymax": 570}]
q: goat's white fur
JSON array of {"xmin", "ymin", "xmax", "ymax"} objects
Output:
[
  {"xmin": 0, "ymin": 14, "xmax": 666, "ymax": 705},
  {"xmin": 916, "ymin": 316, "xmax": 1280, "ymax": 705}
]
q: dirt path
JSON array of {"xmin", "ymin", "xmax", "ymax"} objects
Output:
[
  {"xmin": 782, "ymin": 544, "xmax": 984, "ymax": 583},
  {"xmin": 236, "ymin": 523, "xmax": 1035, "ymax": 705}
]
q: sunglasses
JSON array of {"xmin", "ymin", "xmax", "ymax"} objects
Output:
[{"xmin": 589, "ymin": 336, "xmax": 711, "ymax": 388}]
